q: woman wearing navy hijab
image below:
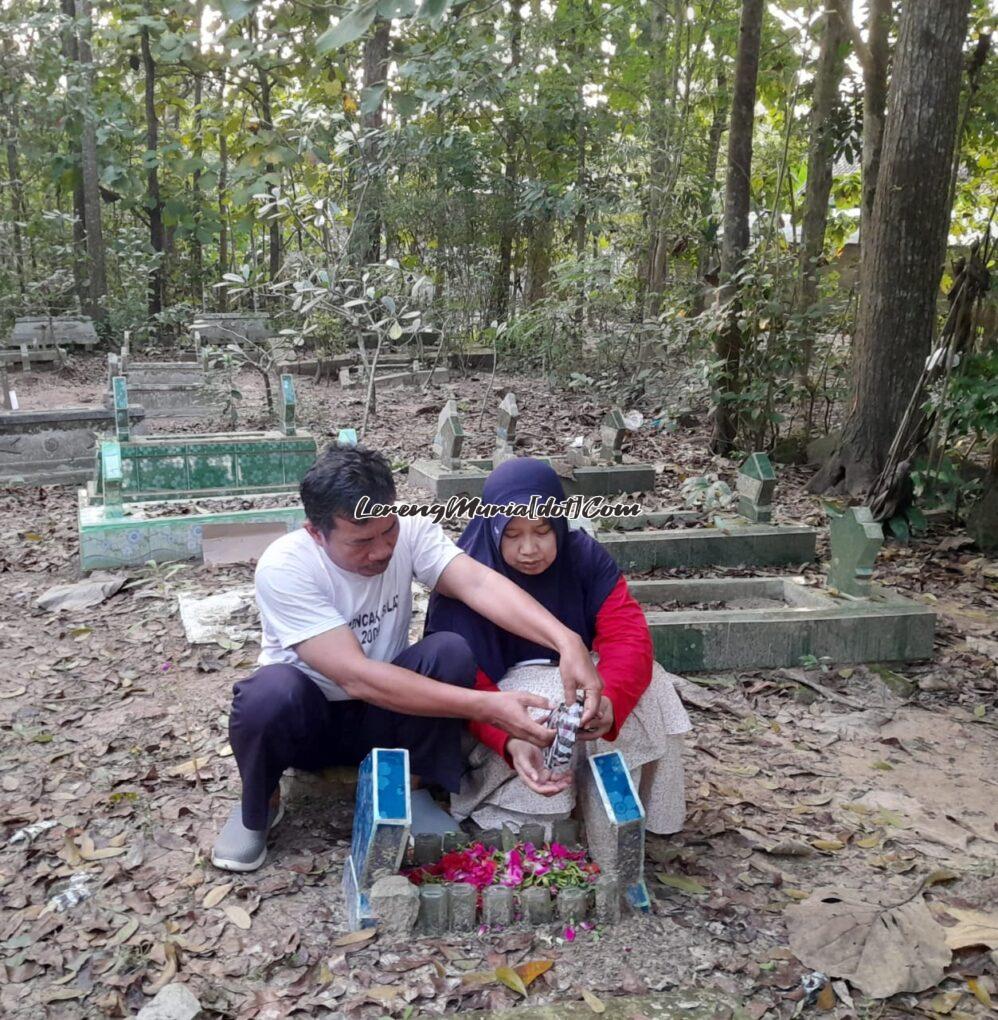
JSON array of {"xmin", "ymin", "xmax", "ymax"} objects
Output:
[{"xmin": 426, "ymin": 458, "xmax": 690, "ymax": 835}]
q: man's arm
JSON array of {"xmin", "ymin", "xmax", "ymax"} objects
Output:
[
  {"xmin": 434, "ymin": 554, "xmax": 604, "ymax": 724},
  {"xmin": 295, "ymin": 625, "xmax": 555, "ymax": 746}
]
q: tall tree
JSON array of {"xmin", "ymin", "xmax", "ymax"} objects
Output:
[
  {"xmin": 812, "ymin": 0, "xmax": 972, "ymax": 493},
  {"xmin": 76, "ymin": 0, "xmax": 107, "ymax": 321},
  {"xmin": 797, "ymin": 2, "xmax": 848, "ymax": 384},
  {"xmin": 140, "ymin": 14, "xmax": 165, "ymax": 316},
  {"xmin": 836, "ymin": 0, "xmax": 891, "ymax": 260},
  {"xmin": 487, "ymin": 3, "xmax": 522, "ymax": 324},
  {"xmin": 710, "ymin": 0, "xmax": 764, "ymax": 455},
  {"xmin": 351, "ymin": 17, "xmax": 391, "ymax": 266}
]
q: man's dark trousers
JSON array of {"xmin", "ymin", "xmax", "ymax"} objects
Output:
[{"xmin": 229, "ymin": 631, "xmax": 476, "ymax": 829}]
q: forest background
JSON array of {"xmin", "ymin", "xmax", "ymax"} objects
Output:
[{"xmin": 0, "ymin": 0, "xmax": 995, "ymax": 538}]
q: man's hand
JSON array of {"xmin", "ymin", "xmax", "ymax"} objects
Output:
[
  {"xmin": 577, "ymin": 696, "xmax": 614, "ymax": 741},
  {"xmin": 556, "ymin": 635, "xmax": 604, "ymax": 726},
  {"xmin": 482, "ymin": 691, "xmax": 556, "ymax": 747},
  {"xmin": 507, "ymin": 738, "xmax": 574, "ymax": 796}
]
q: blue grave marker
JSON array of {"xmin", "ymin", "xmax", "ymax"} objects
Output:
[
  {"xmin": 342, "ymin": 748, "xmax": 411, "ymax": 930},
  {"xmin": 584, "ymin": 751, "xmax": 649, "ymax": 912}
]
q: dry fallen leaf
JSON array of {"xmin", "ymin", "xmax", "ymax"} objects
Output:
[
  {"xmin": 656, "ymin": 873, "xmax": 708, "ymax": 895},
  {"xmin": 108, "ymin": 917, "xmax": 139, "ymax": 946},
  {"xmin": 941, "ymin": 906, "xmax": 998, "ymax": 950},
  {"xmin": 0, "ymin": 686, "xmax": 27, "ymax": 699},
  {"xmin": 223, "ymin": 905, "xmax": 252, "ymax": 930},
  {"xmin": 927, "ymin": 989, "xmax": 964, "ymax": 1014},
  {"xmin": 786, "ymin": 885, "xmax": 951, "ymax": 998},
  {"xmin": 142, "ymin": 943, "xmax": 178, "ymax": 995},
  {"xmin": 332, "ymin": 928, "xmax": 377, "ymax": 947},
  {"xmin": 495, "ymin": 965, "xmax": 528, "ymax": 997},
  {"xmin": 582, "ymin": 988, "xmax": 606, "ymax": 1013},
  {"xmin": 202, "ymin": 882, "xmax": 233, "ymax": 908},
  {"xmin": 810, "ymin": 839, "xmax": 845, "ymax": 852},
  {"xmin": 515, "ymin": 959, "xmax": 554, "ymax": 988},
  {"xmin": 967, "ymin": 978, "xmax": 992, "ymax": 1008},
  {"xmin": 168, "ymin": 755, "xmax": 212, "ymax": 778},
  {"xmin": 816, "ymin": 983, "xmax": 836, "ymax": 1010}
]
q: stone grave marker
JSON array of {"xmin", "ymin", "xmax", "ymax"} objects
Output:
[
  {"xmin": 438, "ymin": 412, "xmax": 464, "ymax": 470},
  {"xmin": 580, "ymin": 750, "xmax": 649, "ymax": 912},
  {"xmin": 599, "ymin": 408, "xmax": 627, "ymax": 465},
  {"xmin": 342, "ymin": 748, "xmax": 411, "ymax": 930},
  {"xmin": 409, "ymin": 402, "xmax": 488, "ymax": 498},
  {"xmin": 100, "ymin": 440, "xmax": 124, "ymax": 518},
  {"xmin": 1, "ymin": 364, "xmax": 10, "ymax": 410},
  {"xmin": 494, "ymin": 392, "xmax": 519, "ymax": 465},
  {"xmin": 828, "ymin": 505, "xmax": 884, "ymax": 597},
  {"xmin": 431, "ymin": 399, "xmax": 458, "ymax": 459},
  {"xmin": 736, "ymin": 452, "xmax": 776, "ymax": 523},
  {"xmin": 10, "ymin": 315, "xmax": 98, "ymax": 351},
  {"xmin": 112, "ymin": 376, "xmax": 131, "ymax": 442},
  {"xmin": 277, "ymin": 374, "xmax": 297, "ymax": 436}
]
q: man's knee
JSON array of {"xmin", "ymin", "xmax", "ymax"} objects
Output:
[
  {"xmin": 231, "ymin": 664, "xmax": 317, "ymax": 734},
  {"xmin": 418, "ymin": 631, "xmax": 476, "ymax": 689}
]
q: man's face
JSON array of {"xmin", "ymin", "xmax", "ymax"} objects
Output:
[{"xmin": 305, "ymin": 514, "xmax": 400, "ymax": 576}]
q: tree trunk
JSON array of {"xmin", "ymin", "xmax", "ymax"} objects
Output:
[
  {"xmin": 60, "ymin": 0, "xmax": 88, "ymax": 310},
  {"xmin": 797, "ymin": 3, "xmax": 848, "ymax": 382},
  {"xmin": 3, "ymin": 100, "xmax": 27, "ymax": 296},
  {"xmin": 487, "ymin": 4, "xmax": 522, "ymax": 324},
  {"xmin": 351, "ymin": 17, "xmax": 391, "ymax": 266},
  {"xmin": 140, "ymin": 20, "xmax": 164, "ymax": 317},
  {"xmin": 257, "ymin": 68, "xmax": 281, "ymax": 283},
  {"xmin": 76, "ymin": 0, "xmax": 107, "ymax": 321},
  {"xmin": 645, "ymin": 0, "xmax": 682, "ymax": 318},
  {"xmin": 837, "ymin": 0, "xmax": 891, "ymax": 260},
  {"xmin": 191, "ymin": 6, "xmax": 205, "ymax": 310},
  {"xmin": 217, "ymin": 73, "xmax": 229, "ymax": 311},
  {"xmin": 811, "ymin": 0, "xmax": 972, "ymax": 494},
  {"xmin": 694, "ymin": 68, "xmax": 728, "ymax": 313},
  {"xmin": 525, "ymin": 214, "xmax": 553, "ymax": 306},
  {"xmin": 709, "ymin": 0, "xmax": 764, "ymax": 455}
]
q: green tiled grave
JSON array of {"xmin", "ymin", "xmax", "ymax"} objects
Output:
[{"xmin": 79, "ymin": 375, "xmax": 317, "ymax": 569}]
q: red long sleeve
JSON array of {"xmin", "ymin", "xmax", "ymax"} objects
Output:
[
  {"xmin": 467, "ymin": 668, "xmax": 512, "ymax": 762},
  {"xmin": 592, "ymin": 575, "xmax": 654, "ymax": 741}
]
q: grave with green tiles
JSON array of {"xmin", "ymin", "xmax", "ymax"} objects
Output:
[
  {"xmin": 596, "ymin": 452, "xmax": 818, "ymax": 569},
  {"xmin": 78, "ymin": 375, "xmax": 316, "ymax": 570},
  {"xmin": 628, "ymin": 509, "xmax": 935, "ymax": 670}
]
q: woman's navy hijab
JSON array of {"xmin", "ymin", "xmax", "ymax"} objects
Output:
[{"xmin": 425, "ymin": 458, "xmax": 621, "ymax": 683}]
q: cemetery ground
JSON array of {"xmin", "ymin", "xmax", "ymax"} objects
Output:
[{"xmin": 1, "ymin": 358, "xmax": 997, "ymax": 1020}]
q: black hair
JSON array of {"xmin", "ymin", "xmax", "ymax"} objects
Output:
[{"xmin": 299, "ymin": 442, "xmax": 396, "ymax": 534}]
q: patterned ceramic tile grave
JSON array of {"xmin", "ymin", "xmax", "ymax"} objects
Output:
[
  {"xmin": 77, "ymin": 495, "xmax": 306, "ymax": 571},
  {"xmin": 93, "ymin": 378, "xmax": 316, "ymax": 504},
  {"xmin": 342, "ymin": 749, "xmax": 411, "ymax": 931}
]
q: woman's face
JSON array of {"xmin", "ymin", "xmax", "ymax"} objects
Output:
[{"xmin": 500, "ymin": 516, "xmax": 558, "ymax": 575}]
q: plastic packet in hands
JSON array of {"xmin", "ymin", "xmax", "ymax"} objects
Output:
[{"xmin": 543, "ymin": 696, "xmax": 585, "ymax": 771}]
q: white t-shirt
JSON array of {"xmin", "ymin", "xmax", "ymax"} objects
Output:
[{"xmin": 254, "ymin": 518, "xmax": 462, "ymax": 700}]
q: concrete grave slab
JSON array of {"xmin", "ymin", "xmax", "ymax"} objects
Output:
[
  {"xmin": 629, "ymin": 576, "xmax": 936, "ymax": 671},
  {"xmin": 201, "ymin": 521, "xmax": 287, "ymax": 564},
  {"xmin": 0, "ymin": 405, "xmax": 147, "ymax": 487},
  {"xmin": 598, "ymin": 523, "xmax": 818, "ymax": 570},
  {"xmin": 190, "ymin": 312, "xmax": 274, "ymax": 344},
  {"xmin": 9, "ymin": 315, "xmax": 98, "ymax": 350}
]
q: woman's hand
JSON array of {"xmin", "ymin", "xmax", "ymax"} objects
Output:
[
  {"xmin": 556, "ymin": 634, "xmax": 604, "ymax": 725},
  {"xmin": 506, "ymin": 738, "xmax": 574, "ymax": 796},
  {"xmin": 577, "ymin": 696, "xmax": 614, "ymax": 741}
]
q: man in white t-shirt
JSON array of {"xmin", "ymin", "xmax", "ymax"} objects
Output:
[{"xmin": 212, "ymin": 442, "xmax": 604, "ymax": 871}]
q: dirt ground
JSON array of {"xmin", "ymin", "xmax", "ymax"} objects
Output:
[{"xmin": 1, "ymin": 355, "xmax": 996, "ymax": 1019}]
